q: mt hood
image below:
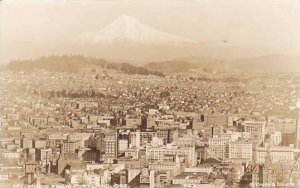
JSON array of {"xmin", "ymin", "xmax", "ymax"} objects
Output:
[{"xmin": 76, "ymin": 15, "xmax": 196, "ymax": 45}]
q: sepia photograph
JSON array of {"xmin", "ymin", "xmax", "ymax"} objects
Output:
[{"xmin": 1, "ymin": 0, "xmax": 300, "ymax": 187}]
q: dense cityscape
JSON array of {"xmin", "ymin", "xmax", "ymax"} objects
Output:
[
  {"xmin": 2, "ymin": 1, "xmax": 300, "ymax": 187},
  {"xmin": 1, "ymin": 67, "xmax": 300, "ymax": 187}
]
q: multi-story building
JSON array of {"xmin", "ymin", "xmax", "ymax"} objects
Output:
[
  {"xmin": 61, "ymin": 140, "xmax": 80, "ymax": 154},
  {"xmin": 104, "ymin": 131, "xmax": 118, "ymax": 161},
  {"xmin": 140, "ymin": 131, "xmax": 156, "ymax": 146},
  {"xmin": 252, "ymin": 165, "xmax": 276, "ymax": 187},
  {"xmin": 125, "ymin": 148, "xmax": 139, "ymax": 159},
  {"xmin": 208, "ymin": 137, "xmax": 230, "ymax": 159},
  {"xmin": 33, "ymin": 139, "xmax": 47, "ymax": 148},
  {"xmin": 129, "ymin": 131, "xmax": 140, "ymax": 148},
  {"xmin": 172, "ymin": 172, "xmax": 210, "ymax": 186},
  {"xmin": 243, "ymin": 120, "xmax": 266, "ymax": 145},
  {"xmin": 178, "ymin": 137, "xmax": 195, "ymax": 147},
  {"xmin": 184, "ymin": 166, "xmax": 213, "ymax": 174},
  {"xmin": 83, "ymin": 172, "xmax": 101, "ymax": 187},
  {"xmin": 151, "ymin": 137, "xmax": 164, "ymax": 147},
  {"xmin": 228, "ymin": 141, "xmax": 252, "ymax": 161},
  {"xmin": 148, "ymin": 162, "xmax": 181, "ymax": 180},
  {"xmin": 94, "ymin": 133, "xmax": 106, "ymax": 151},
  {"xmin": 146, "ymin": 145, "xmax": 196, "ymax": 166},
  {"xmin": 155, "ymin": 130, "xmax": 169, "ymax": 145},
  {"xmin": 22, "ymin": 138, "xmax": 33, "ymax": 149},
  {"xmin": 255, "ymin": 145, "xmax": 294, "ymax": 164},
  {"xmin": 0, "ymin": 150, "xmax": 22, "ymax": 159},
  {"xmin": 268, "ymin": 116, "xmax": 297, "ymax": 134},
  {"xmin": 270, "ymin": 131, "xmax": 282, "ymax": 146},
  {"xmin": 118, "ymin": 139, "xmax": 128, "ymax": 155},
  {"xmin": 203, "ymin": 126, "xmax": 223, "ymax": 138},
  {"xmin": 35, "ymin": 148, "xmax": 52, "ymax": 163}
]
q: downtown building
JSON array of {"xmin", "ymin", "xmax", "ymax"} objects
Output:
[
  {"xmin": 228, "ymin": 140, "xmax": 252, "ymax": 163},
  {"xmin": 255, "ymin": 145, "xmax": 294, "ymax": 164},
  {"xmin": 146, "ymin": 145, "xmax": 196, "ymax": 167}
]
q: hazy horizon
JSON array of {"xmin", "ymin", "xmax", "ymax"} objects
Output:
[{"xmin": 1, "ymin": 0, "xmax": 300, "ymax": 64}]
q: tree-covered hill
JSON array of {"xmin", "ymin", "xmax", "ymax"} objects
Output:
[{"xmin": 6, "ymin": 55, "xmax": 163, "ymax": 76}]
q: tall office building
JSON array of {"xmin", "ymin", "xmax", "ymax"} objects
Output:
[
  {"xmin": 129, "ymin": 131, "xmax": 141, "ymax": 148},
  {"xmin": 208, "ymin": 137, "xmax": 230, "ymax": 159},
  {"xmin": 228, "ymin": 141, "xmax": 252, "ymax": 161},
  {"xmin": 243, "ymin": 120, "xmax": 266, "ymax": 145},
  {"xmin": 104, "ymin": 131, "xmax": 118, "ymax": 162}
]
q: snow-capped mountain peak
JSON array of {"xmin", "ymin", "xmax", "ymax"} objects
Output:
[{"xmin": 76, "ymin": 15, "xmax": 196, "ymax": 45}]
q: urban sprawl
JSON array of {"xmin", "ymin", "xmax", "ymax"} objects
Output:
[{"xmin": 1, "ymin": 68, "xmax": 300, "ymax": 188}]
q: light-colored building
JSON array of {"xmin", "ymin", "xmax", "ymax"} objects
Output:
[
  {"xmin": 208, "ymin": 137, "xmax": 230, "ymax": 159},
  {"xmin": 228, "ymin": 141, "xmax": 252, "ymax": 161},
  {"xmin": 0, "ymin": 151, "xmax": 21, "ymax": 159},
  {"xmin": 35, "ymin": 148, "xmax": 52, "ymax": 163},
  {"xmin": 118, "ymin": 139, "xmax": 128, "ymax": 154},
  {"xmin": 268, "ymin": 116, "xmax": 297, "ymax": 134},
  {"xmin": 124, "ymin": 148, "xmax": 139, "ymax": 159},
  {"xmin": 146, "ymin": 145, "xmax": 196, "ymax": 166},
  {"xmin": 178, "ymin": 137, "xmax": 195, "ymax": 147},
  {"xmin": 184, "ymin": 166, "xmax": 213, "ymax": 174},
  {"xmin": 252, "ymin": 165, "xmax": 276, "ymax": 187},
  {"xmin": 270, "ymin": 131, "xmax": 282, "ymax": 146},
  {"xmin": 33, "ymin": 139, "xmax": 47, "ymax": 148},
  {"xmin": 151, "ymin": 137, "xmax": 164, "ymax": 147},
  {"xmin": 62, "ymin": 140, "xmax": 80, "ymax": 154},
  {"xmin": 70, "ymin": 172, "xmax": 101, "ymax": 186},
  {"xmin": 172, "ymin": 172, "xmax": 210, "ymax": 186},
  {"xmin": 256, "ymin": 145, "xmax": 294, "ymax": 163},
  {"xmin": 83, "ymin": 172, "xmax": 101, "ymax": 187},
  {"xmin": 129, "ymin": 131, "xmax": 140, "ymax": 148},
  {"xmin": 148, "ymin": 162, "xmax": 181, "ymax": 179},
  {"xmin": 243, "ymin": 120, "xmax": 266, "ymax": 145}
]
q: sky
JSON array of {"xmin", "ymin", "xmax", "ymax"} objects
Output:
[{"xmin": 1, "ymin": 0, "xmax": 300, "ymax": 63}]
